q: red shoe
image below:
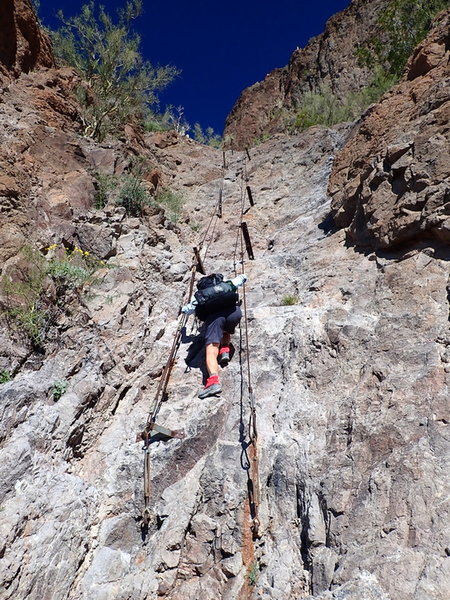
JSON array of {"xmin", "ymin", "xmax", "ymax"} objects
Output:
[
  {"xmin": 218, "ymin": 346, "xmax": 230, "ymax": 367},
  {"xmin": 198, "ymin": 375, "xmax": 222, "ymax": 399}
]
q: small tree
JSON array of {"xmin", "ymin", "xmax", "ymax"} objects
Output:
[
  {"xmin": 357, "ymin": 0, "xmax": 448, "ymax": 76},
  {"xmin": 51, "ymin": 0, "xmax": 179, "ymax": 140},
  {"xmin": 192, "ymin": 123, "xmax": 222, "ymax": 148}
]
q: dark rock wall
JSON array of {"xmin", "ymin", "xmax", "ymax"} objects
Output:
[{"xmin": 0, "ymin": 0, "xmax": 54, "ymax": 80}]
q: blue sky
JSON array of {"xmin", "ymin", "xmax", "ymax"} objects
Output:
[{"xmin": 38, "ymin": 0, "xmax": 351, "ymax": 134}]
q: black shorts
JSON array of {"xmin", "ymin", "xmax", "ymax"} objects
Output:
[{"xmin": 204, "ymin": 306, "xmax": 242, "ymax": 345}]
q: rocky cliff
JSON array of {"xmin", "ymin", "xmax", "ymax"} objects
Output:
[
  {"xmin": 0, "ymin": 0, "xmax": 54, "ymax": 80},
  {"xmin": 1, "ymin": 3, "xmax": 449, "ymax": 600},
  {"xmin": 224, "ymin": 0, "xmax": 388, "ymax": 149},
  {"xmin": 329, "ymin": 9, "xmax": 450, "ymax": 249}
]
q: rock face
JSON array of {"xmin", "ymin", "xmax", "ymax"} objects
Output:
[
  {"xmin": 1, "ymin": 2, "xmax": 450, "ymax": 600},
  {"xmin": 224, "ymin": 0, "xmax": 387, "ymax": 149},
  {"xmin": 0, "ymin": 0, "xmax": 54, "ymax": 80},
  {"xmin": 328, "ymin": 9, "xmax": 450, "ymax": 250}
]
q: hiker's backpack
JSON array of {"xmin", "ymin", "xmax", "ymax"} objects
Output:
[{"xmin": 194, "ymin": 273, "xmax": 239, "ymax": 321}]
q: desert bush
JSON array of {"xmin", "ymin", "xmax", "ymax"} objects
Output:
[
  {"xmin": 52, "ymin": 379, "xmax": 68, "ymax": 400},
  {"xmin": 1, "ymin": 247, "xmax": 49, "ymax": 345},
  {"xmin": 281, "ymin": 295, "xmax": 299, "ymax": 306},
  {"xmin": 94, "ymin": 173, "xmax": 117, "ymax": 209},
  {"xmin": 117, "ymin": 175, "xmax": 151, "ymax": 216},
  {"xmin": 143, "ymin": 119, "xmax": 170, "ymax": 133},
  {"xmin": 357, "ymin": 0, "xmax": 448, "ymax": 76},
  {"xmin": 248, "ymin": 561, "xmax": 259, "ymax": 586},
  {"xmin": 143, "ymin": 105, "xmax": 189, "ymax": 135},
  {"xmin": 292, "ymin": 66, "xmax": 397, "ymax": 131},
  {"xmin": 50, "ymin": 0, "xmax": 179, "ymax": 141},
  {"xmin": 0, "ymin": 370, "xmax": 12, "ymax": 384},
  {"xmin": 1, "ymin": 245, "xmax": 106, "ymax": 346},
  {"xmin": 93, "ymin": 159, "xmax": 156, "ymax": 217},
  {"xmin": 156, "ymin": 188, "xmax": 184, "ymax": 223},
  {"xmin": 293, "ymin": 87, "xmax": 352, "ymax": 130},
  {"xmin": 192, "ymin": 123, "xmax": 222, "ymax": 148}
]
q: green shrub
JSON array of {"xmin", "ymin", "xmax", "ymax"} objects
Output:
[
  {"xmin": 248, "ymin": 561, "xmax": 259, "ymax": 586},
  {"xmin": 52, "ymin": 379, "xmax": 68, "ymax": 400},
  {"xmin": 143, "ymin": 119, "xmax": 169, "ymax": 133},
  {"xmin": 94, "ymin": 161, "xmax": 156, "ymax": 217},
  {"xmin": 47, "ymin": 260, "xmax": 91, "ymax": 289},
  {"xmin": 293, "ymin": 87, "xmax": 352, "ymax": 129},
  {"xmin": 49, "ymin": 0, "xmax": 179, "ymax": 141},
  {"xmin": 250, "ymin": 132, "xmax": 273, "ymax": 146},
  {"xmin": 0, "ymin": 370, "xmax": 12, "ymax": 384},
  {"xmin": 159, "ymin": 105, "xmax": 190, "ymax": 134},
  {"xmin": 8, "ymin": 304, "xmax": 47, "ymax": 345},
  {"xmin": 1, "ymin": 244, "xmax": 106, "ymax": 346},
  {"xmin": 117, "ymin": 175, "xmax": 151, "ymax": 216},
  {"xmin": 281, "ymin": 295, "xmax": 299, "ymax": 306},
  {"xmin": 156, "ymin": 188, "xmax": 184, "ymax": 223},
  {"xmin": 358, "ymin": 0, "xmax": 448, "ymax": 77},
  {"xmin": 94, "ymin": 173, "xmax": 117, "ymax": 209},
  {"xmin": 292, "ymin": 67, "xmax": 397, "ymax": 132},
  {"xmin": 1, "ymin": 247, "xmax": 48, "ymax": 345},
  {"xmin": 143, "ymin": 106, "xmax": 191, "ymax": 133},
  {"xmin": 192, "ymin": 123, "xmax": 222, "ymax": 148}
]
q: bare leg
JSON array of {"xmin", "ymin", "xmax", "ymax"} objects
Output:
[{"xmin": 205, "ymin": 342, "xmax": 220, "ymax": 376}]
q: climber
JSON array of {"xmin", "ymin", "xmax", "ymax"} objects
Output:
[{"xmin": 182, "ymin": 273, "xmax": 247, "ymax": 398}]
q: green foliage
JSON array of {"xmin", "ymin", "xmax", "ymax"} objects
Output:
[
  {"xmin": 117, "ymin": 175, "xmax": 151, "ymax": 216},
  {"xmin": 94, "ymin": 173, "xmax": 116, "ymax": 209},
  {"xmin": 47, "ymin": 261, "xmax": 91, "ymax": 289},
  {"xmin": 94, "ymin": 159, "xmax": 157, "ymax": 216},
  {"xmin": 189, "ymin": 222, "xmax": 201, "ymax": 233},
  {"xmin": 294, "ymin": 87, "xmax": 351, "ymax": 129},
  {"xmin": 143, "ymin": 118, "xmax": 170, "ymax": 133},
  {"xmin": 192, "ymin": 123, "xmax": 222, "ymax": 148},
  {"xmin": 348, "ymin": 66, "xmax": 398, "ymax": 109},
  {"xmin": 358, "ymin": 0, "xmax": 448, "ymax": 76},
  {"xmin": 1, "ymin": 245, "xmax": 106, "ymax": 347},
  {"xmin": 9, "ymin": 305, "xmax": 47, "ymax": 345},
  {"xmin": 248, "ymin": 561, "xmax": 259, "ymax": 586},
  {"xmin": 1, "ymin": 247, "xmax": 48, "ymax": 345},
  {"xmin": 100, "ymin": 170, "xmax": 184, "ymax": 223},
  {"xmin": 249, "ymin": 132, "xmax": 273, "ymax": 147},
  {"xmin": 293, "ymin": 66, "xmax": 397, "ymax": 131},
  {"xmin": 47, "ymin": 246, "xmax": 105, "ymax": 292},
  {"xmin": 52, "ymin": 379, "xmax": 68, "ymax": 400},
  {"xmin": 281, "ymin": 294, "xmax": 299, "ymax": 306},
  {"xmin": 0, "ymin": 370, "xmax": 12, "ymax": 384},
  {"xmin": 50, "ymin": 0, "xmax": 179, "ymax": 141},
  {"xmin": 144, "ymin": 105, "xmax": 189, "ymax": 134},
  {"xmin": 156, "ymin": 188, "xmax": 184, "ymax": 223}
]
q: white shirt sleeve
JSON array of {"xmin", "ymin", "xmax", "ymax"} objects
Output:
[{"xmin": 230, "ymin": 274, "xmax": 248, "ymax": 288}]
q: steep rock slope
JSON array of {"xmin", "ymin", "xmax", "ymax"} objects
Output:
[
  {"xmin": 329, "ymin": 9, "xmax": 450, "ymax": 249},
  {"xmin": 1, "ymin": 3, "xmax": 450, "ymax": 600},
  {"xmin": 224, "ymin": 0, "xmax": 387, "ymax": 148},
  {"xmin": 0, "ymin": 0, "xmax": 53, "ymax": 80}
]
